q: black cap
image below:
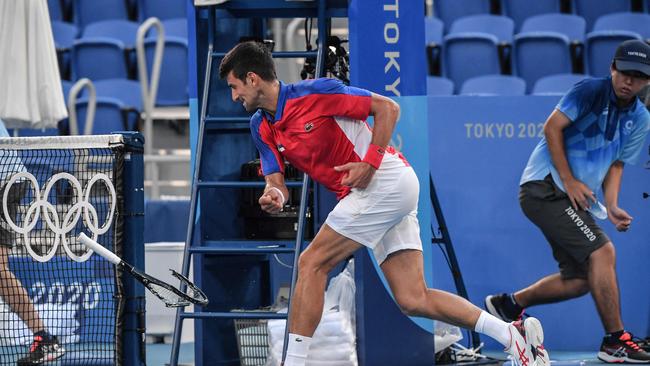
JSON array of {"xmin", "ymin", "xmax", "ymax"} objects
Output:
[{"xmin": 613, "ymin": 40, "xmax": 650, "ymax": 77}]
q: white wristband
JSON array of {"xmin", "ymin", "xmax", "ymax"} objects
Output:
[{"xmin": 267, "ymin": 186, "xmax": 286, "ymax": 205}]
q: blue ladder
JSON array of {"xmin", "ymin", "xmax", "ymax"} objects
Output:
[{"xmin": 169, "ymin": 1, "xmax": 343, "ymax": 364}]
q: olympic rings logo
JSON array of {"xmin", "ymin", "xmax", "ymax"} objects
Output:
[{"xmin": 2, "ymin": 172, "xmax": 116, "ymax": 263}]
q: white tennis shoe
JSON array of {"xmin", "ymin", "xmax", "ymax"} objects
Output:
[{"xmin": 505, "ymin": 317, "xmax": 549, "ymax": 366}]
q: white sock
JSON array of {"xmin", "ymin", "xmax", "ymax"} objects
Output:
[
  {"xmin": 474, "ymin": 311, "xmax": 511, "ymax": 348},
  {"xmin": 284, "ymin": 333, "xmax": 312, "ymax": 366}
]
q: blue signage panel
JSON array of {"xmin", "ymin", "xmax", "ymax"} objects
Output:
[
  {"xmin": 10, "ymin": 255, "xmax": 116, "ymax": 344},
  {"xmin": 349, "ymin": 0, "xmax": 426, "ymax": 97}
]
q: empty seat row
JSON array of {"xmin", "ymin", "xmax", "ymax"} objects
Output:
[
  {"xmin": 426, "ymin": 13, "xmax": 650, "ymax": 92},
  {"xmin": 48, "ymin": 0, "xmax": 186, "ymax": 29},
  {"xmin": 14, "ymin": 78, "xmax": 142, "ymax": 137},
  {"xmin": 434, "ymin": 0, "xmax": 649, "ymax": 32},
  {"xmin": 427, "ymin": 73, "xmax": 590, "ymax": 96},
  {"xmin": 52, "ymin": 18, "xmax": 188, "ymax": 107},
  {"xmin": 53, "ymin": 18, "xmax": 187, "ymax": 54}
]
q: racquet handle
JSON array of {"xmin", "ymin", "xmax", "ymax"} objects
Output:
[{"xmin": 78, "ymin": 233, "xmax": 122, "ymax": 265}]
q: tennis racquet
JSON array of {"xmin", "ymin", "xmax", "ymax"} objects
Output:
[{"xmin": 78, "ymin": 233, "xmax": 208, "ymax": 308}]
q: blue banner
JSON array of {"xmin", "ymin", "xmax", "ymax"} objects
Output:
[
  {"xmin": 10, "ymin": 256, "xmax": 116, "ymax": 344},
  {"xmin": 349, "ymin": 0, "xmax": 426, "ymax": 96}
]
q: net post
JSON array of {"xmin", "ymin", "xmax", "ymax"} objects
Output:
[{"xmin": 117, "ymin": 132, "xmax": 146, "ymax": 365}]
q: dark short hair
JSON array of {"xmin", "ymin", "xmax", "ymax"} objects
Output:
[{"xmin": 218, "ymin": 41, "xmax": 277, "ymax": 82}]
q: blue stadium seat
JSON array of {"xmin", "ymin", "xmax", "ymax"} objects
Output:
[
  {"xmin": 449, "ymin": 15, "xmax": 514, "ymax": 42},
  {"xmin": 585, "ymin": 13, "xmax": 645, "ymax": 77},
  {"xmin": 425, "ymin": 17, "xmax": 444, "ymax": 76},
  {"xmin": 52, "ymin": 21, "xmax": 78, "ymax": 79},
  {"xmin": 443, "ymin": 15, "xmax": 514, "ymax": 90},
  {"xmin": 514, "ymin": 34, "xmax": 572, "ymax": 92},
  {"xmin": 146, "ymin": 18, "xmax": 188, "ymax": 40},
  {"xmin": 434, "ymin": 0, "xmax": 492, "ymax": 32},
  {"xmin": 593, "ymin": 12, "xmax": 650, "ymax": 41},
  {"xmin": 52, "ymin": 21, "xmax": 78, "ymax": 50},
  {"xmin": 83, "ymin": 20, "xmax": 140, "ymax": 78},
  {"xmin": 92, "ymin": 79, "xmax": 142, "ymax": 110},
  {"xmin": 48, "ymin": 0, "xmax": 63, "ymax": 21},
  {"xmin": 514, "ymin": 14, "xmax": 586, "ymax": 92},
  {"xmin": 501, "ymin": 0, "xmax": 561, "ymax": 31},
  {"xmin": 83, "ymin": 20, "xmax": 140, "ymax": 49},
  {"xmin": 71, "ymin": 38, "xmax": 129, "ymax": 81},
  {"xmin": 74, "ymin": 0, "xmax": 129, "ymax": 29},
  {"xmin": 144, "ymin": 37, "xmax": 189, "ymax": 106},
  {"xmin": 572, "ymin": 0, "xmax": 633, "ymax": 30},
  {"xmin": 585, "ymin": 31, "xmax": 642, "ymax": 76},
  {"xmin": 460, "ymin": 75, "xmax": 526, "ymax": 95},
  {"xmin": 138, "ymin": 0, "xmax": 186, "ymax": 22},
  {"xmin": 426, "ymin": 76, "xmax": 454, "ymax": 96},
  {"xmin": 520, "ymin": 14, "xmax": 586, "ymax": 42},
  {"xmin": 532, "ymin": 73, "xmax": 590, "ymax": 95},
  {"xmin": 425, "ymin": 17, "xmax": 443, "ymax": 45},
  {"xmin": 73, "ymin": 97, "xmax": 132, "ymax": 135},
  {"xmin": 73, "ymin": 79, "xmax": 143, "ymax": 129},
  {"xmin": 92, "ymin": 79, "xmax": 142, "ymax": 129},
  {"xmin": 162, "ymin": 18, "xmax": 188, "ymax": 39},
  {"xmin": 443, "ymin": 34, "xmax": 502, "ymax": 92}
]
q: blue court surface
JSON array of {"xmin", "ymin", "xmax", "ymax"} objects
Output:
[
  {"xmin": 485, "ymin": 351, "xmax": 605, "ymax": 366},
  {"xmin": 146, "ymin": 345, "xmax": 605, "ymax": 366}
]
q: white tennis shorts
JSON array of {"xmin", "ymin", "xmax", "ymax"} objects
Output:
[{"xmin": 325, "ymin": 165, "xmax": 422, "ymax": 264}]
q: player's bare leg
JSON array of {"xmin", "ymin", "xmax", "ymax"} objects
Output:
[
  {"xmin": 381, "ymin": 249, "xmax": 549, "ymax": 366},
  {"xmin": 0, "ymin": 246, "xmax": 45, "ymax": 332},
  {"xmin": 588, "ymin": 242, "xmax": 623, "ymax": 333},
  {"xmin": 0, "ymin": 246, "xmax": 65, "ymax": 364},
  {"xmin": 284, "ymin": 224, "xmax": 361, "ymax": 365},
  {"xmin": 380, "ymin": 249, "xmax": 481, "ymax": 327},
  {"xmin": 514, "ymin": 273, "xmax": 590, "ymax": 307}
]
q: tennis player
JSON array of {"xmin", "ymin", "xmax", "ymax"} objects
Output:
[
  {"xmin": 219, "ymin": 41, "xmax": 550, "ymax": 366},
  {"xmin": 0, "ymin": 120, "xmax": 65, "ymax": 365}
]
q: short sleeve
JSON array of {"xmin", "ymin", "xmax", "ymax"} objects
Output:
[
  {"xmin": 556, "ymin": 79, "xmax": 599, "ymax": 123},
  {"xmin": 619, "ymin": 112, "xmax": 650, "ymax": 165},
  {"xmin": 309, "ymin": 78, "xmax": 372, "ymax": 121},
  {"xmin": 250, "ymin": 112, "xmax": 284, "ymax": 175}
]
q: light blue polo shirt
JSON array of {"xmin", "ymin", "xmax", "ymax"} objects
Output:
[{"xmin": 521, "ymin": 77, "xmax": 650, "ymax": 193}]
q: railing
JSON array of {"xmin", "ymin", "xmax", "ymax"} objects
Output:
[
  {"xmin": 136, "ymin": 17, "xmax": 191, "ymax": 198},
  {"xmin": 67, "ymin": 78, "xmax": 96, "ymax": 135}
]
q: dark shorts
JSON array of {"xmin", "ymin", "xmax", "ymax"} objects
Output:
[
  {"xmin": 0, "ymin": 181, "xmax": 28, "ymax": 248},
  {"xmin": 519, "ymin": 175, "xmax": 610, "ymax": 280}
]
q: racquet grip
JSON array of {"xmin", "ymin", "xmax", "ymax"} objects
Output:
[{"xmin": 78, "ymin": 233, "xmax": 122, "ymax": 265}]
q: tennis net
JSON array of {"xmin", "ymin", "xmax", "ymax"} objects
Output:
[{"xmin": 0, "ymin": 135, "xmax": 136, "ymax": 365}]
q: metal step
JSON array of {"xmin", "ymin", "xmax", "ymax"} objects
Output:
[
  {"xmin": 203, "ymin": 119, "xmax": 250, "ymax": 132},
  {"xmin": 196, "ymin": 181, "xmax": 304, "ymax": 189},
  {"xmin": 204, "ymin": 0, "xmax": 347, "ymax": 18},
  {"xmin": 189, "ymin": 240, "xmax": 298, "ymax": 255},
  {"xmin": 179, "ymin": 311, "xmax": 286, "ymax": 320},
  {"xmin": 212, "ymin": 50, "xmax": 318, "ymax": 59},
  {"xmin": 204, "ymin": 116, "xmax": 250, "ymax": 123}
]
